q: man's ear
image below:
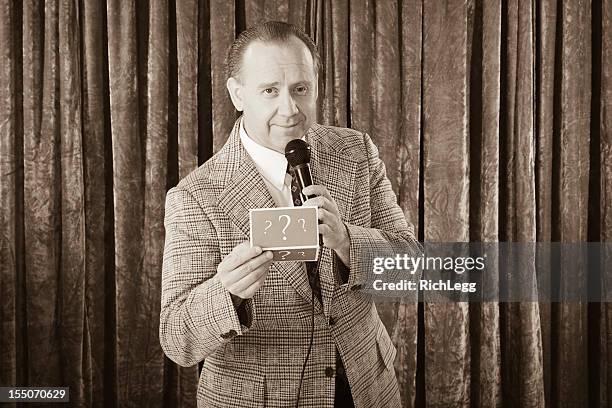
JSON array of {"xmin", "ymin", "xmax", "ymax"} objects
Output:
[{"xmin": 226, "ymin": 77, "xmax": 243, "ymax": 112}]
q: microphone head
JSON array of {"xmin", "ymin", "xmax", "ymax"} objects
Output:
[{"xmin": 284, "ymin": 139, "xmax": 311, "ymax": 167}]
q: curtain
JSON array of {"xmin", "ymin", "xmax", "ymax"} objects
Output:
[{"xmin": 1, "ymin": 0, "xmax": 610, "ymax": 407}]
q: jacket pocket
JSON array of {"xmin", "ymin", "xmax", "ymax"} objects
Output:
[{"xmin": 199, "ymin": 360, "xmax": 265, "ymax": 407}]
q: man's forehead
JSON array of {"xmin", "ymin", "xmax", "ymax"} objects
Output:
[{"xmin": 239, "ymin": 38, "xmax": 316, "ymax": 79}]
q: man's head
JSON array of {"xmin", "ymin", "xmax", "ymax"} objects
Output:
[{"xmin": 225, "ymin": 21, "xmax": 320, "ymax": 153}]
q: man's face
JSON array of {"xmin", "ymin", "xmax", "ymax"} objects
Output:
[{"xmin": 226, "ymin": 37, "xmax": 318, "ymax": 153}]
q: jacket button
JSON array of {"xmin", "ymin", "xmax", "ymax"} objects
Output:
[
  {"xmin": 325, "ymin": 367, "xmax": 334, "ymax": 377},
  {"xmin": 328, "ymin": 317, "xmax": 336, "ymax": 326},
  {"xmin": 220, "ymin": 329, "xmax": 237, "ymax": 339}
]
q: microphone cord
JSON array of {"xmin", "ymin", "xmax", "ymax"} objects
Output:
[{"xmin": 295, "ymin": 289, "xmax": 315, "ymax": 408}]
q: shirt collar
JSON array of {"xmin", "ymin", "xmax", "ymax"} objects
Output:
[{"xmin": 239, "ymin": 120, "xmax": 289, "ymax": 191}]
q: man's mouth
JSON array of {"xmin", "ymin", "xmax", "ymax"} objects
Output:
[{"xmin": 274, "ymin": 120, "xmax": 302, "ymax": 128}]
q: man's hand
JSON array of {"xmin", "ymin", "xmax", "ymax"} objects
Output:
[
  {"xmin": 216, "ymin": 242, "xmax": 273, "ymax": 300},
  {"xmin": 302, "ymin": 185, "xmax": 350, "ymax": 266}
]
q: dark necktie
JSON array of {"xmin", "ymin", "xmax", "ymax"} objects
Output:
[{"xmin": 287, "ymin": 165, "xmax": 322, "ymax": 303}]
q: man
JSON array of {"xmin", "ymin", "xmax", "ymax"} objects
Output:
[{"xmin": 160, "ymin": 21, "xmax": 419, "ymax": 407}]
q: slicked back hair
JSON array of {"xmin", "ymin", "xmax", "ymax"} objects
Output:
[{"xmin": 225, "ymin": 21, "xmax": 321, "ymax": 80}]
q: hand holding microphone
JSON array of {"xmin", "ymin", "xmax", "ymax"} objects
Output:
[
  {"xmin": 285, "ymin": 140, "xmax": 350, "ymax": 265},
  {"xmin": 301, "ymin": 185, "xmax": 349, "ymax": 256}
]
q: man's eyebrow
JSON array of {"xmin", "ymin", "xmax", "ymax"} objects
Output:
[
  {"xmin": 256, "ymin": 80, "xmax": 314, "ymax": 89},
  {"xmin": 257, "ymin": 81, "xmax": 281, "ymax": 89}
]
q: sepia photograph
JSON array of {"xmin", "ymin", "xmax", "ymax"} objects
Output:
[{"xmin": 0, "ymin": 0, "xmax": 610, "ymax": 407}]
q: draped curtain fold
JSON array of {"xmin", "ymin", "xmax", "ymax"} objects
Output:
[{"xmin": 0, "ymin": 0, "xmax": 610, "ymax": 407}]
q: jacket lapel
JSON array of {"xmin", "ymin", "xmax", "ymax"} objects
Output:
[
  {"xmin": 217, "ymin": 125, "xmax": 275, "ymax": 238},
  {"xmin": 307, "ymin": 126, "xmax": 357, "ymax": 315},
  {"xmin": 307, "ymin": 125, "xmax": 357, "ymax": 221}
]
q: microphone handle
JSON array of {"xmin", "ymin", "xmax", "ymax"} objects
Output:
[{"xmin": 293, "ymin": 163, "xmax": 316, "ymax": 202}]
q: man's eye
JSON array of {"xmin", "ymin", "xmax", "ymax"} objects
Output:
[
  {"xmin": 263, "ymin": 88, "xmax": 277, "ymax": 95},
  {"xmin": 294, "ymin": 86, "xmax": 308, "ymax": 95}
]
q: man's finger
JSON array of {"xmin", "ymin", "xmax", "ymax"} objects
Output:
[
  {"xmin": 239, "ymin": 276, "xmax": 269, "ymax": 299},
  {"xmin": 318, "ymin": 223, "xmax": 332, "ymax": 236},
  {"xmin": 229, "ymin": 250, "xmax": 273, "ymax": 280},
  {"xmin": 302, "ymin": 195, "xmax": 327, "ymax": 209},
  {"xmin": 317, "ymin": 208, "xmax": 335, "ymax": 223},
  {"xmin": 302, "ymin": 185, "xmax": 332, "ymax": 201},
  {"xmin": 318, "ymin": 208, "xmax": 341, "ymax": 226},
  {"xmin": 230, "ymin": 259, "xmax": 272, "ymax": 293},
  {"xmin": 229, "ymin": 258, "xmax": 272, "ymax": 294},
  {"xmin": 303, "ymin": 197, "xmax": 342, "ymax": 222},
  {"xmin": 219, "ymin": 243, "xmax": 262, "ymax": 273}
]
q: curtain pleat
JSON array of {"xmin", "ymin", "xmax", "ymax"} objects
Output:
[
  {"xmin": 176, "ymin": 0, "xmax": 199, "ymax": 178},
  {"xmin": 349, "ymin": 0, "xmax": 374, "ymax": 134},
  {"xmin": 500, "ymin": 1, "xmax": 545, "ymax": 407},
  {"xmin": 23, "ymin": 0, "xmax": 63, "ymax": 387},
  {"xmin": 159, "ymin": 1, "xmax": 199, "ymax": 406},
  {"xmin": 81, "ymin": 0, "xmax": 109, "ymax": 405},
  {"xmin": 0, "ymin": 0, "xmax": 17, "ymax": 393},
  {"xmin": 422, "ymin": 2, "xmax": 471, "ymax": 407},
  {"xmin": 536, "ymin": 0, "xmax": 557, "ymax": 404},
  {"xmin": 209, "ymin": 0, "xmax": 235, "ymax": 151},
  {"xmin": 397, "ymin": 0, "xmax": 421, "ymax": 232},
  {"xmin": 602, "ymin": 0, "xmax": 612, "ymax": 405},
  {"xmin": 319, "ymin": 0, "xmax": 348, "ymax": 127},
  {"xmin": 1, "ymin": 1, "xmax": 610, "ymax": 407},
  {"xmin": 392, "ymin": 1, "xmax": 422, "ymax": 406},
  {"xmin": 246, "ymin": 0, "xmax": 287, "ymax": 25},
  {"xmin": 106, "ymin": 0, "xmax": 166, "ymax": 405},
  {"xmin": 471, "ymin": 0, "xmax": 502, "ymax": 405},
  {"xmin": 146, "ymin": 0, "xmax": 177, "ymax": 407},
  {"xmin": 57, "ymin": 0, "xmax": 87, "ymax": 404},
  {"xmin": 554, "ymin": 0, "xmax": 592, "ymax": 406},
  {"xmin": 372, "ymin": 1, "xmax": 402, "ymax": 193}
]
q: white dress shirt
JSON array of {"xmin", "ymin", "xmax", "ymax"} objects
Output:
[{"xmin": 239, "ymin": 121, "xmax": 294, "ymax": 207}]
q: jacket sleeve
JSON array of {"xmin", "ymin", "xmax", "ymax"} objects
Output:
[
  {"xmin": 342, "ymin": 133, "xmax": 423, "ymax": 291},
  {"xmin": 159, "ymin": 186, "xmax": 254, "ymax": 367}
]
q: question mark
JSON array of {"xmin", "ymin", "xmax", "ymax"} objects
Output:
[
  {"xmin": 298, "ymin": 218, "xmax": 306, "ymax": 231},
  {"xmin": 279, "ymin": 250, "xmax": 291, "ymax": 260},
  {"xmin": 278, "ymin": 215, "xmax": 291, "ymax": 240},
  {"xmin": 263, "ymin": 220, "xmax": 272, "ymax": 235}
]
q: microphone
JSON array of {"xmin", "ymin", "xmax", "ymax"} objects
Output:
[{"xmin": 284, "ymin": 139, "xmax": 315, "ymax": 203}]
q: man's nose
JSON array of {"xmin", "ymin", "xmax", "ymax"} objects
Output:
[{"xmin": 277, "ymin": 90, "xmax": 299, "ymax": 116}]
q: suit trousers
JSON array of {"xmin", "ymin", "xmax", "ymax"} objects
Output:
[{"xmin": 335, "ymin": 366, "xmax": 355, "ymax": 407}]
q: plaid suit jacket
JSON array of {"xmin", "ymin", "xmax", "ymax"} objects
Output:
[{"xmin": 160, "ymin": 119, "xmax": 420, "ymax": 408}]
